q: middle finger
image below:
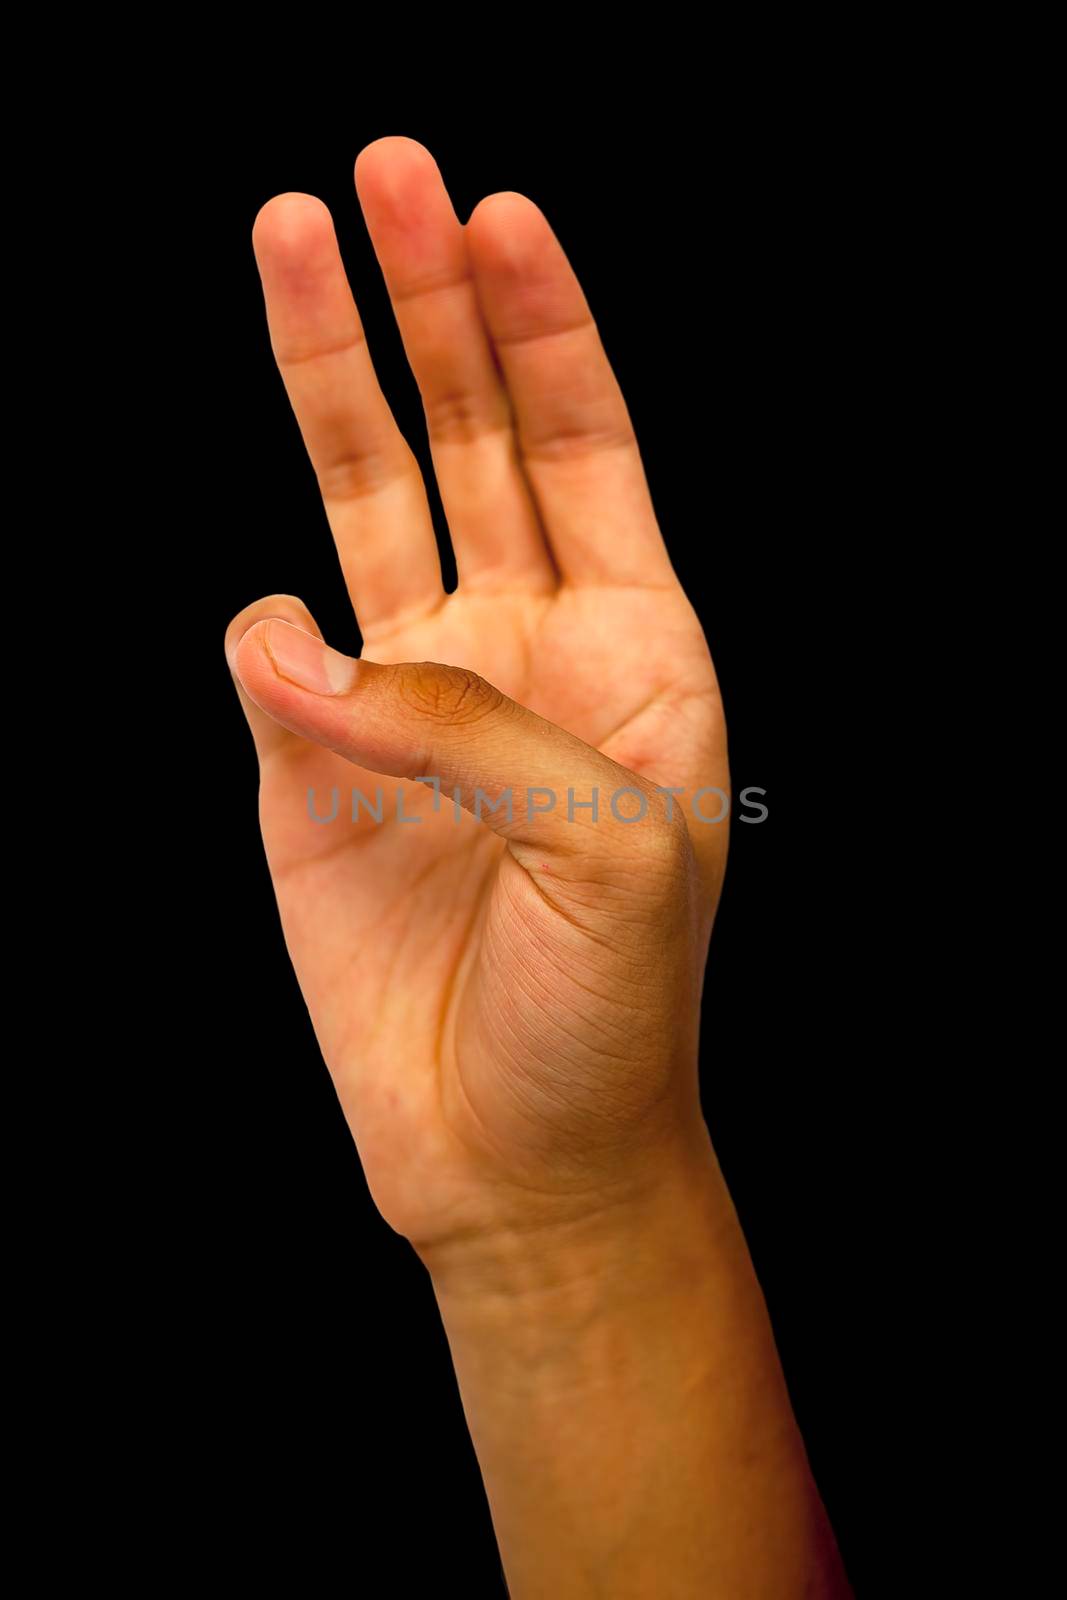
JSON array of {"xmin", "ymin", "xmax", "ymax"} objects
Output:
[{"xmin": 354, "ymin": 137, "xmax": 556, "ymax": 596}]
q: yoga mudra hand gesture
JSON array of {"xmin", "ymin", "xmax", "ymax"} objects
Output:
[{"xmin": 226, "ymin": 137, "xmax": 849, "ymax": 1598}]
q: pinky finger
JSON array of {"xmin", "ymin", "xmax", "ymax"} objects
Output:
[{"xmin": 224, "ymin": 594, "xmax": 324, "ymax": 762}]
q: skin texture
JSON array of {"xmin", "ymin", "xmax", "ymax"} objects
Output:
[{"xmin": 226, "ymin": 137, "xmax": 851, "ymax": 1597}]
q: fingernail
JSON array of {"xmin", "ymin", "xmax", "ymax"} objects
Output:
[{"xmin": 263, "ymin": 619, "xmax": 356, "ymax": 695}]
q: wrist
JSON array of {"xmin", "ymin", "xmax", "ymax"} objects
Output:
[
  {"xmin": 420, "ymin": 1117, "xmax": 743, "ymax": 1374},
  {"xmin": 419, "ymin": 1113, "xmax": 847, "ymax": 1597}
]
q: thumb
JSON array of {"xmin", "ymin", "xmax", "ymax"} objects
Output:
[{"xmin": 231, "ymin": 616, "xmax": 679, "ymax": 871}]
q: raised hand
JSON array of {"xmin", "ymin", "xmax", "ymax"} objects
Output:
[
  {"xmin": 226, "ymin": 137, "xmax": 728, "ymax": 1258},
  {"xmin": 225, "ymin": 138, "xmax": 850, "ymax": 1599}
]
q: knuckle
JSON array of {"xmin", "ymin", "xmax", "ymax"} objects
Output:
[
  {"xmin": 583, "ymin": 781, "xmax": 694, "ymax": 877},
  {"xmin": 423, "ymin": 389, "xmax": 494, "ymax": 444},
  {"xmin": 395, "ymin": 663, "xmax": 502, "ymax": 727},
  {"xmin": 561, "ymin": 794, "xmax": 696, "ymax": 929},
  {"xmin": 626, "ymin": 792, "xmax": 694, "ymax": 873},
  {"xmin": 317, "ymin": 446, "xmax": 420, "ymax": 505}
]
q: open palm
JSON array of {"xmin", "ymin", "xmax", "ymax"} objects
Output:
[{"xmin": 227, "ymin": 139, "xmax": 729, "ymax": 1257}]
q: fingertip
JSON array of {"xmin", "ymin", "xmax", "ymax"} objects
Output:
[
  {"xmin": 230, "ymin": 616, "xmax": 270, "ymax": 685},
  {"xmin": 354, "ymin": 135, "xmax": 436, "ymax": 186},
  {"xmin": 252, "ymin": 192, "xmax": 334, "ymax": 258},
  {"xmin": 224, "ymin": 596, "xmax": 321, "ymax": 675},
  {"xmin": 353, "ymin": 136, "xmax": 459, "ymax": 255},
  {"xmin": 234, "ymin": 617, "xmax": 359, "ymax": 706},
  {"xmin": 465, "ymin": 191, "xmax": 549, "ymax": 258}
]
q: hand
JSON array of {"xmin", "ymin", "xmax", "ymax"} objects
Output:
[
  {"xmin": 226, "ymin": 137, "xmax": 729, "ymax": 1264},
  {"xmin": 225, "ymin": 138, "xmax": 852, "ymax": 1598}
]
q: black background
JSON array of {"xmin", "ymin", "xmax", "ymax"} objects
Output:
[{"xmin": 134, "ymin": 100, "xmax": 908, "ymax": 1593}]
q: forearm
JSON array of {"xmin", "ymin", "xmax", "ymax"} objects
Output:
[{"xmin": 422, "ymin": 1121, "xmax": 851, "ymax": 1599}]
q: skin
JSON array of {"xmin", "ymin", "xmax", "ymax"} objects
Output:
[{"xmin": 226, "ymin": 136, "xmax": 851, "ymax": 1597}]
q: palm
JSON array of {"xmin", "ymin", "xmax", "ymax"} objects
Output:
[{"xmin": 229, "ymin": 142, "xmax": 727, "ymax": 1243}]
